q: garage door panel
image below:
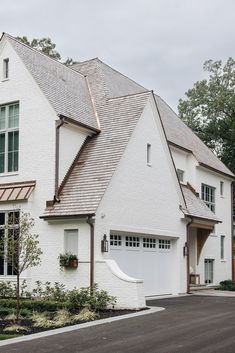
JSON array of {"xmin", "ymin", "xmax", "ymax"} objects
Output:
[{"xmin": 110, "ymin": 234, "xmax": 175, "ymax": 296}]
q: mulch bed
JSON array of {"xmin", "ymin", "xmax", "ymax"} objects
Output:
[{"xmin": 0, "ymin": 309, "xmax": 143, "ymax": 336}]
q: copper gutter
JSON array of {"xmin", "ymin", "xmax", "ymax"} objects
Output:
[
  {"xmin": 87, "ymin": 216, "xmax": 95, "ymax": 293},
  {"xmin": 54, "ymin": 116, "xmax": 65, "ymax": 201}
]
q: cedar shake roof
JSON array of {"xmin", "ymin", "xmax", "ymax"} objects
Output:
[
  {"xmin": 2, "ymin": 34, "xmax": 233, "ymax": 217},
  {"xmin": 4, "ymin": 34, "xmax": 98, "ymax": 131},
  {"xmin": 44, "ymin": 92, "xmax": 151, "ymax": 216},
  {"xmin": 181, "ymin": 185, "xmax": 219, "ymax": 222}
]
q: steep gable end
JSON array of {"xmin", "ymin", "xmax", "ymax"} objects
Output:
[{"xmin": 2, "ymin": 33, "xmax": 98, "ymax": 130}]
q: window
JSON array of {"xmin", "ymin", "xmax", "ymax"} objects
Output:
[
  {"xmin": 0, "ymin": 211, "xmax": 19, "ymax": 276},
  {"xmin": 220, "ymin": 235, "xmax": 225, "ymax": 260},
  {"xmin": 3, "ymin": 58, "xmax": 9, "ymax": 79},
  {"xmin": 110, "ymin": 235, "xmax": 122, "ymax": 247},
  {"xmin": 0, "ymin": 103, "xmax": 19, "ymax": 173},
  {"xmin": 201, "ymin": 184, "xmax": 215, "ymax": 213},
  {"xmin": 220, "ymin": 181, "xmax": 224, "ymax": 196},
  {"xmin": 125, "ymin": 236, "xmax": 140, "ymax": 247},
  {"xmin": 143, "ymin": 237, "xmax": 156, "ymax": 249},
  {"xmin": 64, "ymin": 229, "xmax": 78, "ymax": 255},
  {"xmin": 176, "ymin": 169, "xmax": 184, "ymax": 182},
  {"xmin": 159, "ymin": 239, "xmax": 171, "ymax": 250},
  {"xmin": 147, "ymin": 143, "xmax": 151, "ymax": 165}
]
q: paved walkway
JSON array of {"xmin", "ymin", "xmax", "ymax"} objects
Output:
[
  {"xmin": 192, "ymin": 289, "xmax": 235, "ymax": 297},
  {"xmin": 1, "ymin": 295, "xmax": 235, "ymax": 353}
]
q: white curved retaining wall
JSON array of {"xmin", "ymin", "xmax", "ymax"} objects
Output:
[{"xmin": 95, "ymin": 260, "xmax": 146, "ymax": 309}]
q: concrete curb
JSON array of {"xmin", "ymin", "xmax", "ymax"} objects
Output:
[{"xmin": 0, "ymin": 306, "xmax": 164, "ymax": 347}]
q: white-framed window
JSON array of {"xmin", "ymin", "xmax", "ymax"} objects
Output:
[
  {"xmin": 159, "ymin": 239, "xmax": 171, "ymax": 250},
  {"xmin": 3, "ymin": 58, "xmax": 9, "ymax": 79},
  {"xmin": 110, "ymin": 234, "xmax": 122, "ymax": 247},
  {"xmin": 0, "ymin": 211, "xmax": 19, "ymax": 276},
  {"xmin": 0, "ymin": 102, "xmax": 19, "ymax": 173},
  {"xmin": 201, "ymin": 183, "xmax": 215, "ymax": 213},
  {"xmin": 176, "ymin": 169, "xmax": 184, "ymax": 182},
  {"xmin": 143, "ymin": 237, "xmax": 156, "ymax": 249},
  {"xmin": 147, "ymin": 143, "xmax": 151, "ymax": 165},
  {"xmin": 64, "ymin": 229, "xmax": 78, "ymax": 255},
  {"xmin": 125, "ymin": 236, "xmax": 140, "ymax": 248},
  {"xmin": 220, "ymin": 181, "xmax": 224, "ymax": 196},
  {"xmin": 220, "ymin": 235, "xmax": 225, "ymax": 260}
]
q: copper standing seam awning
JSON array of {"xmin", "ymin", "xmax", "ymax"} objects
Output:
[{"xmin": 0, "ymin": 181, "xmax": 36, "ymax": 202}]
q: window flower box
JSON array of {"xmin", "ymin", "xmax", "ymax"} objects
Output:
[{"xmin": 59, "ymin": 253, "xmax": 78, "ymax": 269}]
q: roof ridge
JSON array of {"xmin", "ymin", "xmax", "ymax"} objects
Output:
[
  {"xmin": 72, "ymin": 57, "xmax": 99, "ymax": 66},
  {"xmin": 108, "ymin": 90, "xmax": 152, "ymax": 101},
  {"xmin": 97, "ymin": 58, "xmax": 148, "ymax": 92},
  {"xmin": 2, "ymin": 32, "xmax": 86, "ymax": 79}
]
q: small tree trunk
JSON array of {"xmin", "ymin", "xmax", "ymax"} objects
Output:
[{"xmin": 16, "ymin": 272, "xmax": 20, "ymax": 321}]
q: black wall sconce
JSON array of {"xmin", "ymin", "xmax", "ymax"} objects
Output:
[
  {"xmin": 101, "ymin": 234, "xmax": 109, "ymax": 252},
  {"xmin": 183, "ymin": 242, "xmax": 189, "ymax": 257}
]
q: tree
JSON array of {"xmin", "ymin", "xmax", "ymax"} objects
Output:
[
  {"xmin": 0, "ymin": 212, "xmax": 42, "ymax": 320},
  {"xmin": 178, "ymin": 58, "xmax": 235, "ymax": 175},
  {"xmin": 178, "ymin": 58, "xmax": 235, "ymax": 214},
  {"xmin": 16, "ymin": 36, "xmax": 79, "ymax": 65}
]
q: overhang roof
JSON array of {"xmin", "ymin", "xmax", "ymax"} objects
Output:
[
  {"xmin": 181, "ymin": 185, "xmax": 219, "ymax": 222},
  {"xmin": 0, "ymin": 181, "xmax": 36, "ymax": 202}
]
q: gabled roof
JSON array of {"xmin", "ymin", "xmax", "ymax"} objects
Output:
[
  {"xmin": 181, "ymin": 185, "xmax": 219, "ymax": 222},
  {"xmin": 44, "ymin": 92, "xmax": 151, "ymax": 217},
  {"xmin": 3, "ymin": 33, "xmax": 98, "ymax": 131},
  {"xmin": 155, "ymin": 96, "xmax": 234, "ymax": 178}
]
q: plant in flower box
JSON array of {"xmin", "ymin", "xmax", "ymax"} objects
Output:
[{"xmin": 59, "ymin": 253, "xmax": 78, "ymax": 269}]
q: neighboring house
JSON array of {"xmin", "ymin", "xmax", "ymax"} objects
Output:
[{"xmin": 0, "ymin": 33, "xmax": 234, "ymax": 308}]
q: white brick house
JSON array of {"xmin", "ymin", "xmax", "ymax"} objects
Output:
[{"xmin": 0, "ymin": 33, "xmax": 233, "ymax": 309}]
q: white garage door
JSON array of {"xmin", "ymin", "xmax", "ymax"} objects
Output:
[{"xmin": 109, "ymin": 234, "xmax": 174, "ymax": 296}]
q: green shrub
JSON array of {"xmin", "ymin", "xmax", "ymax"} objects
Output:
[
  {"xmin": 0, "ymin": 281, "xmax": 16, "ymax": 298},
  {"xmin": 66, "ymin": 287, "xmax": 90, "ymax": 310},
  {"xmin": 0, "ymin": 298, "xmax": 66, "ymax": 312},
  {"xmin": 218, "ymin": 280, "xmax": 235, "ymax": 291},
  {"xmin": 32, "ymin": 281, "xmax": 67, "ymax": 302},
  {"xmin": 89, "ymin": 287, "xmax": 116, "ymax": 311}
]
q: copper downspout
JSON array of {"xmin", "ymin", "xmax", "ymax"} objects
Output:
[
  {"xmin": 54, "ymin": 116, "xmax": 65, "ymax": 201},
  {"xmin": 186, "ymin": 217, "xmax": 193, "ymax": 293},
  {"xmin": 87, "ymin": 216, "xmax": 95, "ymax": 293}
]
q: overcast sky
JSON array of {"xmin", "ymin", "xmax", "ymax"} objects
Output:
[{"xmin": 1, "ymin": 0, "xmax": 234, "ymax": 111}]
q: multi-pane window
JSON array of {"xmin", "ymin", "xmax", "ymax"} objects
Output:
[
  {"xmin": 110, "ymin": 235, "xmax": 122, "ymax": 247},
  {"xmin": 143, "ymin": 237, "xmax": 156, "ymax": 248},
  {"xmin": 201, "ymin": 184, "xmax": 215, "ymax": 213},
  {"xmin": 125, "ymin": 236, "xmax": 140, "ymax": 247},
  {"xmin": 220, "ymin": 235, "xmax": 225, "ymax": 260},
  {"xmin": 0, "ymin": 103, "xmax": 19, "ymax": 173},
  {"xmin": 3, "ymin": 59, "xmax": 9, "ymax": 79},
  {"xmin": 159, "ymin": 239, "xmax": 171, "ymax": 250},
  {"xmin": 0, "ymin": 211, "xmax": 19, "ymax": 276},
  {"xmin": 220, "ymin": 181, "xmax": 224, "ymax": 196},
  {"xmin": 176, "ymin": 169, "xmax": 184, "ymax": 182}
]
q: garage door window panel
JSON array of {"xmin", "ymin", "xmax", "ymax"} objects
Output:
[
  {"xmin": 125, "ymin": 236, "xmax": 140, "ymax": 248},
  {"xmin": 143, "ymin": 237, "xmax": 156, "ymax": 250},
  {"xmin": 110, "ymin": 235, "xmax": 122, "ymax": 248},
  {"xmin": 159, "ymin": 239, "xmax": 171, "ymax": 251}
]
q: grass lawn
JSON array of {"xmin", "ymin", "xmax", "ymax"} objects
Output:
[{"xmin": 0, "ymin": 334, "xmax": 22, "ymax": 340}]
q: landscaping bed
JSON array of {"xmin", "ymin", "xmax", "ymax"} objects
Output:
[
  {"xmin": 0, "ymin": 281, "xmax": 141, "ymax": 340},
  {"xmin": 0, "ymin": 308, "xmax": 135, "ymax": 338}
]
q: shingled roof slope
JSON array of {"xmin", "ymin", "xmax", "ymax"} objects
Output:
[
  {"xmin": 74, "ymin": 59, "xmax": 234, "ymax": 178},
  {"xmin": 44, "ymin": 92, "xmax": 151, "ymax": 216},
  {"xmin": 4, "ymin": 34, "xmax": 98, "ymax": 130},
  {"xmin": 155, "ymin": 95, "xmax": 234, "ymax": 177},
  {"xmin": 181, "ymin": 185, "xmax": 219, "ymax": 222}
]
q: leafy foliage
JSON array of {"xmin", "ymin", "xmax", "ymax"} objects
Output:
[
  {"xmin": 218, "ymin": 279, "xmax": 235, "ymax": 291},
  {"xmin": 178, "ymin": 58, "xmax": 235, "ymax": 175},
  {"xmin": 16, "ymin": 36, "xmax": 79, "ymax": 65}
]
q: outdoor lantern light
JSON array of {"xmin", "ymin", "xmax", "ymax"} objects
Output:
[
  {"xmin": 183, "ymin": 242, "xmax": 189, "ymax": 257},
  {"xmin": 101, "ymin": 234, "xmax": 109, "ymax": 252}
]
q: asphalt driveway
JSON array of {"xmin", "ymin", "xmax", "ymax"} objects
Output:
[{"xmin": 2, "ymin": 295, "xmax": 235, "ymax": 353}]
